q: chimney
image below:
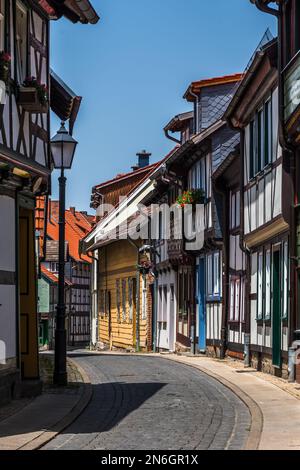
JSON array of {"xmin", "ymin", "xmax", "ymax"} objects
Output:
[
  {"xmin": 70, "ymin": 207, "xmax": 76, "ymax": 216},
  {"xmin": 132, "ymin": 150, "xmax": 151, "ymax": 171}
]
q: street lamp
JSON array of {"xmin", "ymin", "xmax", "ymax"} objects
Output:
[{"xmin": 50, "ymin": 122, "xmax": 78, "ymax": 386}]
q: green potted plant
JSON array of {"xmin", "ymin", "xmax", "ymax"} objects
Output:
[
  {"xmin": 176, "ymin": 188, "xmax": 206, "ymax": 208},
  {"xmin": 0, "ymin": 51, "xmax": 11, "ymax": 86},
  {"xmin": 18, "ymin": 76, "xmax": 48, "ymax": 113}
]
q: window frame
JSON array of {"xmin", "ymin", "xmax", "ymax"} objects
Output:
[
  {"xmin": 207, "ymin": 251, "xmax": 221, "ymax": 300},
  {"xmin": 15, "ymin": 0, "xmax": 28, "ymax": 84},
  {"xmin": 249, "ymin": 94, "xmax": 274, "ymax": 181}
]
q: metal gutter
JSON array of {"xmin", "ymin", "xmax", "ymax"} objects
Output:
[{"xmin": 73, "ymin": 0, "xmax": 99, "ymax": 24}]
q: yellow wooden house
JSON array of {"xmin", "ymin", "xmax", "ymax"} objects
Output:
[{"xmin": 97, "ymin": 239, "xmax": 152, "ymax": 351}]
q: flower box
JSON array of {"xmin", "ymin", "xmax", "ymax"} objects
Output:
[
  {"xmin": 176, "ymin": 189, "xmax": 206, "ymax": 208},
  {"xmin": 17, "ymin": 86, "xmax": 48, "ymax": 113}
]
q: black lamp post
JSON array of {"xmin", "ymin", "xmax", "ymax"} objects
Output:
[{"xmin": 50, "ymin": 122, "xmax": 78, "ymax": 386}]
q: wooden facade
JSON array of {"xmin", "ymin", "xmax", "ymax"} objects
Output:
[{"xmin": 97, "ymin": 240, "xmax": 152, "ymax": 351}]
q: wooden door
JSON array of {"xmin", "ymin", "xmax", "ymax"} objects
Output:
[{"xmin": 19, "ymin": 206, "xmax": 39, "ymax": 379}]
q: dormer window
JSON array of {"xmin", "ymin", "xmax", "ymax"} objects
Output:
[{"xmin": 16, "ymin": 1, "xmax": 28, "ymax": 83}]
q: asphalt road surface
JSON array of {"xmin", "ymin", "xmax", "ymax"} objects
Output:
[{"xmin": 43, "ymin": 353, "xmax": 250, "ymax": 450}]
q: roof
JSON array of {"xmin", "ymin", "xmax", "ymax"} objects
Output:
[
  {"xmin": 44, "ymin": 0, "xmax": 99, "ymax": 24},
  {"xmin": 50, "ymin": 70, "xmax": 82, "ymax": 134},
  {"xmin": 84, "ymin": 147, "xmax": 178, "ymax": 248},
  {"xmin": 93, "ymin": 163, "xmax": 159, "ymax": 192},
  {"xmin": 164, "ymin": 111, "xmax": 194, "ymax": 133},
  {"xmin": 184, "ymin": 73, "xmax": 244, "ymax": 102},
  {"xmin": 225, "ymin": 39, "xmax": 277, "ymax": 124},
  {"xmin": 47, "ymin": 201, "xmax": 93, "ymax": 263},
  {"xmin": 41, "ymin": 265, "xmax": 72, "ymax": 286}
]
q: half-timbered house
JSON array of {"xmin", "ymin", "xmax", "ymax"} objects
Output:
[
  {"xmin": 41, "ymin": 200, "xmax": 93, "ymax": 347},
  {"xmin": 213, "ymin": 151, "xmax": 247, "ymax": 360},
  {"xmin": 83, "ymin": 153, "xmax": 168, "ymax": 351},
  {"xmin": 251, "ymin": 0, "xmax": 300, "ymax": 382},
  {"xmin": 226, "ymin": 38, "xmax": 292, "ymax": 378},
  {"xmin": 161, "ymin": 74, "xmax": 242, "ymax": 354},
  {"xmin": 0, "ymin": 0, "xmax": 99, "ymax": 404}
]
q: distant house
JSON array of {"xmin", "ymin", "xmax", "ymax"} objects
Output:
[
  {"xmin": 84, "ymin": 152, "xmax": 166, "ymax": 351},
  {"xmin": 38, "ymin": 200, "xmax": 94, "ymax": 348}
]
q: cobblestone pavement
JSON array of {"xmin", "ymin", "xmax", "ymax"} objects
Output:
[{"xmin": 43, "ymin": 354, "xmax": 251, "ymax": 450}]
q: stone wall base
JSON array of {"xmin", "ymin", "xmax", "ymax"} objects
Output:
[
  {"xmin": 250, "ymin": 352, "xmax": 288, "ymax": 380},
  {"xmin": 206, "ymin": 345, "xmax": 221, "ymax": 359}
]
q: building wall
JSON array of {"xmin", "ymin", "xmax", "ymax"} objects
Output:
[
  {"xmin": 98, "ymin": 240, "xmax": 149, "ymax": 351},
  {"xmin": 0, "ymin": 194, "xmax": 16, "ymax": 366}
]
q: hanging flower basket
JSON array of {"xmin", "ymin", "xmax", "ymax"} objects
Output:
[
  {"xmin": 18, "ymin": 77, "xmax": 48, "ymax": 113},
  {"xmin": 176, "ymin": 189, "xmax": 206, "ymax": 208},
  {"xmin": 0, "ymin": 51, "xmax": 11, "ymax": 86},
  {"xmin": 138, "ymin": 260, "xmax": 153, "ymax": 275}
]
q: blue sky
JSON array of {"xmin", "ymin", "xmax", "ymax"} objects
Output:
[{"xmin": 50, "ymin": 0, "xmax": 276, "ymax": 212}]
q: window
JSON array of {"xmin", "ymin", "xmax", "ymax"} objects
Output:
[
  {"xmin": 230, "ymin": 191, "xmax": 241, "ymax": 229},
  {"xmin": 0, "ymin": 0, "xmax": 5, "ymax": 51},
  {"xmin": 257, "ymin": 252, "xmax": 263, "ymax": 320},
  {"xmin": 116, "ymin": 279, "xmax": 121, "ymax": 322},
  {"xmin": 16, "ymin": 1, "xmax": 28, "ymax": 83},
  {"xmin": 99, "ymin": 290, "xmax": 105, "ymax": 317},
  {"xmin": 229, "ymin": 277, "xmax": 243, "ymax": 322},
  {"xmin": 265, "ymin": 250, "xmax": 271, "ymax": 320},
  {"xmin": 188, "ymin": 158, "xmax": 206, "ymax": 193},
  {"xmin": 213, "ymin": 252, "xmax": 220, "ymax": 296},
  {"xmin": 207, "ymin": 254, "xmax": 213, "ymax": 296},
  {"xmin": 249, "ymin": 96, "xmax": 273, "ymax": 180},
  {"xmin": 207, "ymin": 251, "xmax": 221, "ymax": 298},
  {"xmin": 122, "ymin": 279, "xmax": 127, "ymax": 322},
  {"xmin": 264, "ymin": 100, "xmax": 272, "ymax": 166},
  {"xmin": 128, "ymin": 278, "xmax": 133, "ymax": 322},
  {"xmin": 282, "ymin": 242, "xmax": 289, "ymax": 319}
]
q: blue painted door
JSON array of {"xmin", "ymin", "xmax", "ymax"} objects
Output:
[{"xmin": 197, "ymin": 258, "xmax": 206, "ymax": 351}]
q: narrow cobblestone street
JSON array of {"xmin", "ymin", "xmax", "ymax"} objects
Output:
[{"xmin": 43, "ymin": 353, "xmax": 250, "ymax": 450}]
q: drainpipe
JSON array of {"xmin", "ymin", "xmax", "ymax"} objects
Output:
[
  {"xmin": 252, "ymin": 0, "xmax": 298, "ymax": 379},
  {"xmin": 189, "ymin": 88, "xmax": 200, "ymax": 133},
  {"xmin": 213, "ymin": 177, "xmax": 230, "ymax": 359},
  {"xmin": 237, "ymin": 130, "xmax": 252, "ymax": 367},
  {"xmin": 164, "ymin": 128, "xmax": 181, "ymax": 145}
]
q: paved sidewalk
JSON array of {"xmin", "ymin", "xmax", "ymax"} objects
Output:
[
  {"xmin": 163, "ymin": 354, "xmax": 300, "ymax": 450},
  {"xmin": 0, "ymin": 356, "xmax": 92, "ymax": 450}
]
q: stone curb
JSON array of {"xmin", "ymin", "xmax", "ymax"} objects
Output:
[
  {"xmin": 160, "ymin": 355, "xmax": 263, "ymax": 451},
  {"xmin": 19, "ymin": 358, "xmax": 93, "ymax": 451}
]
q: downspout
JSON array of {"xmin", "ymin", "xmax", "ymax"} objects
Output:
[
  {"xmin": 239, "ymin": 130, "xmax": 252, "ymax": 367},
  {"xmin": 226, "ymin": 115, "xmax": 251, "ymax": 366},
  {"xmin": 164, "ymin": 129, "xmax": 181, "ymax": 145},
  {"xmin": 189, "ymin": 88, "xmax": 200, "ymax": 133},
  {"xmin": 213, "ymin": 177, "xmax": 229, "ymax": 359},
  {"xmin": 253, "ymin": 0, "xmax": 298, "ymax": 375}
]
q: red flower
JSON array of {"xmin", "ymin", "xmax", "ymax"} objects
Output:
[{"xmin": 0, "ymin": 52, "xmax": 11, "ymax": 63}]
